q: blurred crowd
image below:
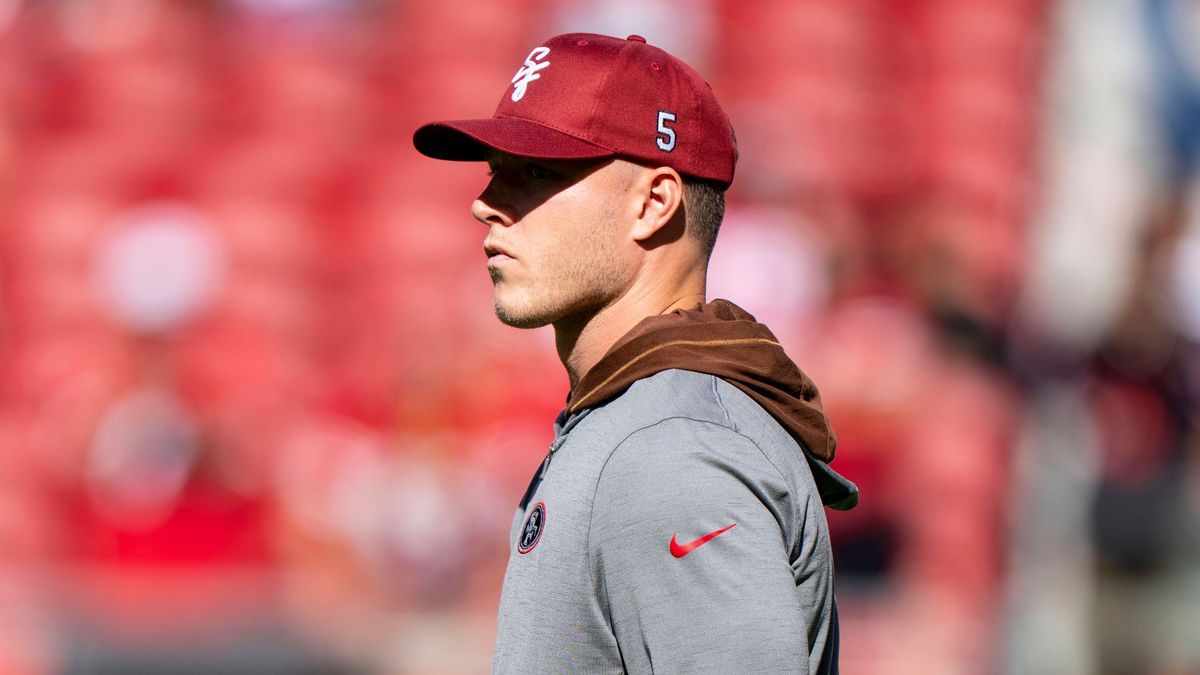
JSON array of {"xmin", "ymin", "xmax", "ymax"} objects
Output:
[{"xmin": 0, "ymin": 0, "xmax": 1197, "ymax": 673}]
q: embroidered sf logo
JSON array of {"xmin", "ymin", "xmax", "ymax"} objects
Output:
[{"xmin": 510, "ymin": 46, "xmax": 551, "ymax": 102}]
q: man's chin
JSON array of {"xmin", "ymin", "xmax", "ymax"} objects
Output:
[{"xmin": 494, "ymin": 303, "xmax": 553, "ymax": 329}]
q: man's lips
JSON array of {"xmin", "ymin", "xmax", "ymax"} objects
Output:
[{"xmin": 484, "ymin": 241, "xmax": 516, "ymax": 264}]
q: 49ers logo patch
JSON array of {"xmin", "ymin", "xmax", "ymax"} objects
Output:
[{"xmin": 517, "ymin": 501, "xmax": 546, "ymax": 554}]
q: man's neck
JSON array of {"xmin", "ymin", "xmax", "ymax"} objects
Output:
[{"xmin": 555, "ymin": 280, "xmax": 706, "ymax": 389}]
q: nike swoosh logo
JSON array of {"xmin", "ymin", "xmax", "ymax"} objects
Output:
[{"xmin": 669, "ymin": 523, "xmax": 736, "ymax": 558}]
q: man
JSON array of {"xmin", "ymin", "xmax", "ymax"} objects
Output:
[{"xmin": 413, "ymin": 32, "xmax": 858, "ymax": 673}]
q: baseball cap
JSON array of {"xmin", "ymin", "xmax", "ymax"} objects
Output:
[{"xmin": 412, "ymin": 33, "xmax": 737, "ymax": 186}]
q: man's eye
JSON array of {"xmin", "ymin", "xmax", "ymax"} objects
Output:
[{"xmin": 525, "ymin": 164, "xmax": 553, "ymax": 180}]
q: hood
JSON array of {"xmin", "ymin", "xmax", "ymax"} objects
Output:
[{"xmin": 568, "ymin": 299, "xmax": 859, "ymax": 510}]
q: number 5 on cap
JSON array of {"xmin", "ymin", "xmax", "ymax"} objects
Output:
[{"xmin": 656, "ymin": 111, "xmax": 676, "ymax": 152}]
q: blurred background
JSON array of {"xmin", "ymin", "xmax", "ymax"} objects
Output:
[{"xmin": 0, "ymin": 0, "xmax": 1197, "ymax": 673}]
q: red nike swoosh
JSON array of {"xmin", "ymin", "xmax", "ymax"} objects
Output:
[{"xmin": 669, "ymin": 523, "xmax": 736, "ymax": 558}]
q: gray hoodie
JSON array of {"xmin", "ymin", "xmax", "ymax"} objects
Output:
[{"xmin": 492, "ymin": 300, "xmax": 855, "ymax": 673}]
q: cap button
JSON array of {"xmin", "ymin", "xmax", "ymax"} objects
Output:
[{"xmin": 626, "ymin": 34, "xmax": 647, "ymax": 43}]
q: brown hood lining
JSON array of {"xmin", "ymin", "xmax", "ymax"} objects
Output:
[
  {"xmin": 570, "ymin": 337, "xmax": 782, "ymax": 413},
  {"xmin": 566, "ymin": 299, "xmax": 858, "ymax": 510}
]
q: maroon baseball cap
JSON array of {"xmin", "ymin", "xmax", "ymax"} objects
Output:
[{"xmin": 413, "ymin": 33, "xmax": 737, "ymax": 186}]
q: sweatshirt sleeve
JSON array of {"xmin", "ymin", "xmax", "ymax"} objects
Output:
[{"xmin": 588, "ymin": 416, "xmax": 815, "ymax": 674}]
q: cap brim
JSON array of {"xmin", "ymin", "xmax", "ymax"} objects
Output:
[{"xmin": 413, "ymin": 117, "xmax": 615, "ymax": 162}]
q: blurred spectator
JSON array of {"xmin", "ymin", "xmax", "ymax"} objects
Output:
[{"xmin": 1008, "ymin": 0, "xmax": 1200, "ymax": 673}]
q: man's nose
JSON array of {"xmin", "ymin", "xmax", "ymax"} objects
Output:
[{"xmin": 472, "ymin": 184, "xmax": 513, "ymax": 228}]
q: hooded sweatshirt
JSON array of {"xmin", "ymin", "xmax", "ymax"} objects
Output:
[{"xmin": 493, "ymin": 299, "xmax": 854, "ymax": 674}]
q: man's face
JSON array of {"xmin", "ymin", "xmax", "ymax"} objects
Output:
[{"xmin": 473, "ymin": 151, "xmax": 638, "ymax": 328}]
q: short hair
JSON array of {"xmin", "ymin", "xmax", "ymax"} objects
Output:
[{"xmin": 682, "ymin": 176, "xmax": 727, "ymax": 260}]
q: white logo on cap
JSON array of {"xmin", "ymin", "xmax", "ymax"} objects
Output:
[{"xmin": 511, "ymin": 46, "xmax": 551, "ymax": 102}]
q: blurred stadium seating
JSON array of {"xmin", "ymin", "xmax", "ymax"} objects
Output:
[{"xmin": 0, "ymin": 1, "xmax": 1196, "ymax": 673}]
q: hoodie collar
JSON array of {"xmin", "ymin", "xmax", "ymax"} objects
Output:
[{"xmin": 567, "ymin": 299, "xmax": 858, "ymax": 510}]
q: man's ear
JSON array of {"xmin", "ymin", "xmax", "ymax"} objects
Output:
[{"xmin": 631, "ymin": 167, "xmax": 684, "ymax": 243}]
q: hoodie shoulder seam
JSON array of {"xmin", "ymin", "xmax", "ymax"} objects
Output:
[{"xmin": 710, "ymin": 375, "xmax": 735, "ymax": 431}]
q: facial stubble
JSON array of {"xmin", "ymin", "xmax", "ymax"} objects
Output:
[{"xmin": 490, "ymin": 199, "xmax": 629, "ymax": 330}]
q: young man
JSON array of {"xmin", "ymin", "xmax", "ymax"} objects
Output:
[{"xmin": 413, "ymin": 32, "xmax": 857, "ymax": 674}]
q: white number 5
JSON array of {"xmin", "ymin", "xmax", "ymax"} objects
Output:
[{"xmin": 656, "ymin": 111, "xmax": 676, "ymax": 152}]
